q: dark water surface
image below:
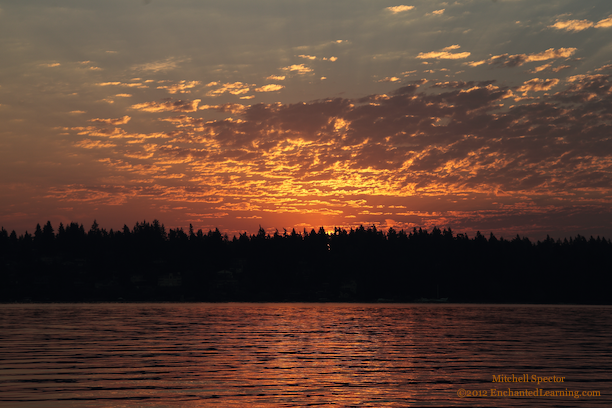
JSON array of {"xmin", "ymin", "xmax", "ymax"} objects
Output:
[{"xmin": 1, "ymin": 303, "xmax": 610, "ymax": 407}]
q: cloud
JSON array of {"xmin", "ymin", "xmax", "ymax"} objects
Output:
[
  {"xmin": 115, "ymin": 93, "xmax": 133, "ymax": 98},
  {"xmin": 298, "ymin": 54, "xmax": 317, "ymax": 60},
  {"xmin": 529, "ymin": 63, "xmax": 552, "ymax": 73},
  {"xmin": 552, "ymin": 65, "xmax": 571, "ymax": 72},
  {"xmin": 386, "ymin": 5, "xmax": 415, "ymax": 14},
  {"xmin": 428, "ymin": 9, "xmax": 445, "ymax": 16},
  {"xmin": 68, "ymin": 77, "xmax": 612, "ymax": 236},
  {"xmin": 97, "ymin": 81, "xmax": 148, "ymax": 88},
  {"xmin": 442, "ymin": 45, "xmax": 460, "ymax": 52},
  {"xmin": 89, "ymin": 116, "xmax": 131, "ymax": 125},
  {"xmin": 378, "ymin": 77, "xmax": 401, "ymax": 82},
  {"xmin": 131, "ymin": 98, "xmax": 200, "ymax": 112},
  {"xmin": 281, "ymin": 64, "xmax": 313, "ymax": 75},
  {"xmin": 255, "ymin": 84, "xmax": 285, "ymax": 92},
  {"xmin": 596, "ymin": 16, "xmax": 612, "ymax": 28},
  {"xmin": 465, "ymin": 60, "xmax": 487, "ymax": 67},
  {"xmin": 488, "ymin": 48, "xmax": 577, "ymax": 67},
  {"xmin": 549, "ymin": 15, "xmax": 612, "ymax": 31},
  {"xmin": 69, "ymin": 110, "xmax": 86, "ymax": 114},
  {"xmin": 199, "ymin": 103, "xmax": 248, "ymax": 114},
  {"xmin": 74, "ymin": 139, "xmax": 116, "ymax": 149},
  {"xmin": 206, "ymin": 82, "xmax": 252, "ymax": 96},
  {"xmin": 132, "ymin": 58, "xmax": 183, "ymax": 73},
  {"xmin": 516, "ymin": 78, "xmax": 560, "ymax": 95},
  {"xmin": 266, "ymin": 75, "xmax": 286, "ymax": 81},
  {"xmin": 41, "ymin": 63, "xmax": 60, "ymax": 67},
  {"xmin": 417, "ymin": 45, "xmax": 470, "ymax": 60},
  {"xmin": 157, "ymin": 80, "xmax": 200, "ymax": 94},
  {"xmin": 549, "ymin": 19, "xmax": 593, "ymax": 32}
]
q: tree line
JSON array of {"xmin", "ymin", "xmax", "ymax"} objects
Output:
[{"xmin": 1, "ymin": 220, "xmax": 610, "ymax": 304}]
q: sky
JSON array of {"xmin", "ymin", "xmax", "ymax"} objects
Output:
[{"xmin": 1, "ymin": 0, "xmax": 612, "ymax": 240}]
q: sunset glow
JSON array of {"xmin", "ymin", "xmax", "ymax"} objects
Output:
[{"xmin": 1, "ymin": 0, "xmax": 611, "ymax": 239}]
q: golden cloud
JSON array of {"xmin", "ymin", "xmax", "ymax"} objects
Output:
[
  {"xmin": 281, "ymin": 64, "xmax": 313, "ymax": 75},
  {"xmin": 206, "ymin": 82, "xmax": 252, "ymax": 96},
  {"xmin": 417, "ymin": 47, "xmax": 471, "ymax": 59},
  {"xmin": 131, "ymin": 99, "xmax": 200, "ymax": 112},
  {"xmin": 516, "ymin": 78, "xmax": 560, "ymax": 95},
  {"xmin": 255, "ymin": 84, "xmax": 285, "ymax": 92},
  {"xmin": 596, "ymin": 16, "xmax": 612, "ymax": 28},
  {"xmin": 489, "ymin": 48, "xmax": 576, "ymax": 67},
  {"xmin": 386, "ymin": 5, "xmax": 415, "ymax": 14},
  {"xmin": 89, "ymin": 116, "xmax": 131, "ymax": 125},
  {"xmin": 549, "ymin": 19, "xmax": 593, "ymax": 32},
  {"xmin": 157, "ymin": 80, "xmax": 200, "ymax": 94},
  {"xmin": 74, "ymin": 139, "xmax": 116, "ymax": 149}
]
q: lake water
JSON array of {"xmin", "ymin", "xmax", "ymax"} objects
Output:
[{"xmin": 1, "ymin": 303, "xmax": 611, "ymax": 407}]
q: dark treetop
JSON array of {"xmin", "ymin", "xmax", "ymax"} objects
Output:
[{"xmin": 1, "ymin": 220, "xmax": 610, "ymax": 303}]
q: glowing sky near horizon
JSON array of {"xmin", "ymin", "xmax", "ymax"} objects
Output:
[{"xmin": 1, "ymin": 0, "xmax": 612, "ymax": 239}]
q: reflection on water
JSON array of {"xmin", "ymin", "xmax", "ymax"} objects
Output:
[{"xmin": 1, "ymin": 303, "xmax": 611, "ymax": 407}]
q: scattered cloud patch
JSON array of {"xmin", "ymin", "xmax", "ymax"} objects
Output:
[
  {"xmin": 74, "ymin": 139, "xmax": 116, "ymax": 149},
  {"xmin": 281, "ymin": 64, "xmax": 313, "ymax": 75},
  {"xmin": 428, "ymin": 9, "xmax": 445, "ymax": 16},
  {"xmin": 89, "ymin": 116, "xmax": 131, "ymax": 125},
  {"xmin": 417, "ymin": 45, "xmax": 470, "ymax": 60},
  {"xmin": 41, "ymin": 63, "xmax": 60, "ymax": 68},
  {"xmin": 206, "ymin": 82, "xmax": 252, "ymax": 96},
  {"xmin": 386, "ymin": 5, "xmax": 415, "ymax": 14},
  {"xmin": 131, "ymin": 98, "xmax": 200, "ymax": 112},
  {"xmin": 596, "ymin": 16, "xmax": 612, "ymax": 28},
  {"xmin": 132, "ymin": 58, "xmax": 183, "ymax": 73},
  {"xmin": 489, "ymin": 48, "xmax": 577, "ymax": 68},
  {"xmin": 550, "ymin": 19, "xmax": 593, "ymax": 32},
  {"xmin": 157, "ymin": 80, "xmax": 200, "ymax": 94},
  {"xmin": 255, "ymin": 84, "xmax": 284, "ymax": 92},
  {"xmin": 516, "ymin": 78, "xmax": 560, "ymax": 96},
  {"xmin": 378, "ymin": 77, "xmax": 401, "ymax": 82},
  {"xmin": 549, "ymin": 16, "xmax": 612, "ymax": 32},
  {"xmin": 266, "ymin": 75, "xmax": 286, "ymax": 80}
]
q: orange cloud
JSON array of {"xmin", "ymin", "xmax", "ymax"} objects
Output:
[
  {"xmin": 131, "ymin": 98, "xmax": 200, "ymax": 112},
  {"xmin": 74, "ymin": 139, "xmax": 116, "ymax": 149},
  {"xmin": 386, "ymin": 5, "xmax": 414, "ymax": 14},
  {"xmin": 206, "ymin": 82, "xmax": 252, "ymax": 96},
  {"xmin": 549, "ymin": 19, "xmax": 593, "ymax": 32},
  {"xmin": 417, "ymin": 45, "xmax": 470, "ymax": 60},
  {"xmin": 157, "ymin": 80, "xmax": 200, "ymax": 94},
  {"xmin": 489, "ymin": 48, "xmax": 576, "ymax": 67},
  {"xmin": 549, "ymin": 15, "xmax": 612, "ymax": 31},
  {"xmin": 516, "ymin": 78, "xmax": 560, "ymax": 95},
  {"xmin": 281, "ymin": 64, "xmax": 313, "ymax": 75},
  {"xmin": 255, "ymin": 84, "xmax": 285, "ymax": 92},
  {"xmin": 378, "ymin": 77, "xmax": 401, "ymax": 82},
  {"xmin": 89, "ymin": 116, "xmax": 131, "ymax": 125}
]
